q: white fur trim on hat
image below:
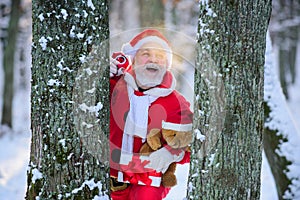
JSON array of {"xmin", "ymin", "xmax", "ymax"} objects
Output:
[
  {"xmin": 162, "ymin": 120, "xmax": 193, "ymax": 132},
  {"xmin": 121, "ymin": 31, "xmax": 173, "ymax": 68}
]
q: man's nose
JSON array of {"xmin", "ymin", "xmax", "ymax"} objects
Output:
[{"xmin": 148, "ymin": 54, "xmax": 158, "ymax": 63}]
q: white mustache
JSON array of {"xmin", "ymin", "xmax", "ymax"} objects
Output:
[
  {"xmin": 135, "ymin": 63, "xmax": 167, "ymax": 88},
  {"xmin": 143, "ymin": 63, "xmax": 162, "ymax": 70}
]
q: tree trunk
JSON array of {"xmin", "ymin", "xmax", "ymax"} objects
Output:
[
  {"xmin": 188, "ymin": 1, "xmax": 271, "ymax": 199},
  {"xmin": 269, "ymin": 0, "xmax": 300, "ymax": 99},
  {"xmin": 1, "ymin": 0, "xmax": 21, "ymax": 128},
  {"xmin": 26, "ymin": 0, "xmax": 110, "ymax": 199},
  {"xmin": 263, "ymin": 105, "xmax": 291, "ymax": 199}
]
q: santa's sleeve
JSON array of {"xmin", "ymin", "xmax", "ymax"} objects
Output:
[
  {"xmin": 110, "ymin": 76, "xmax": 122, "ymax": 97},
  {"xmin": 177, "ymin": 151, "xmax": 191, "ymax": 164},
  {"xmin": 163, "ymin": 92, "xmax": 193, "ymax": 128},
  {"xmin": 162, "ymin": 92, "xmax": 193, "ymax": 164}
]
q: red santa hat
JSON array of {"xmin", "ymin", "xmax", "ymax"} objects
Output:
[{"xmin": 121, "ymin": 29, "xmax": 173, "ymax": 68}]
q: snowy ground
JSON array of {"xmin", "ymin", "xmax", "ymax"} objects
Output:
[{"xmin": 0, "ymin": 130, "xmax": 30, "ymax": 200}]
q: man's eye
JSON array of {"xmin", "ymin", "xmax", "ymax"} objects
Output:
[
  {"xmin": 156, "ymin": 54, "xmax": 164, "ymax": 59},
  {"xmin": 142, "ymin": 53, "xmax": 149, "ymax": 56}
]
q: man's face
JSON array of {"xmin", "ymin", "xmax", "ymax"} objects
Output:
[{"xmin": 133, "ymin": 42, "xmax": 168, "ymax": 89}]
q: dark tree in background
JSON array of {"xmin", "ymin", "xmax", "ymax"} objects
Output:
[
  {"xmin": 26, "ymin": 0, "xmax": 110, "ymax": 199},
  {"xmin": 1, "ymin": 0, "xmax": 21, "ymax": 128},
  {"xmin": 269, "ymin": 0, "xmax": 300, "ymax": 99},
  {"xmin": 189, "ymin": 1, "xmax": 271, "ymax": 199},
  {"xmin": 139, "ymin": 0, "xmax": 164, "ymax": 27},
  {"xmin": 264, "ymin": 104, "xmax": 292, "ymax": 200}
]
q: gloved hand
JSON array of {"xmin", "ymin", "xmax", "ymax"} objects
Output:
[
  {"xmin": 110, "ymin": 52, "xmax": 130, "ymax": 78},
  {"xmin": 145, "ymin": 147, "xmax": 184, "ymax": 173},
  {"xmin": 110, "ymin": 59, "xmax": 124, "ymax": 78}
]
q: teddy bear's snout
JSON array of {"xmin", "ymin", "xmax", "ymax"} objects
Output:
[{"xmin": 168, "ymin": 139, "xmax": 181, "ymax": 148}]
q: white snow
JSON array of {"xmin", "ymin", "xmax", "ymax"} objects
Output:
[
  {"xmin": 76, "ymin": 33, "xmax": 85, "ymax": 39},
  {"xmin": 0, "ymin": 129, "xmax": 31, "ymax": 200},
  {"xmin": 70, "ymin": 25, "xmax": 76, "ymax": 38},
  {"xmin": 78, "ymin": 102, "xmax": 103, "ymax": 114},
  {"xmin": 61, "ymin": 9, "xmax": 68, "ymax": 20},
  {"xmin": 31, "ymin": 168, "xmax": 43, "ymax": 184},
  {"xmin": 68, "ymin": 178, "xmax": 104, "ymax": 196},
  {"xmin": 79, "ymin": 55, "xmax": 86, "ymax": 63},
  {"xmin": 38, "ymin": 36, "xmax": 48, "ymax": 50},
  {"xmin": 194, "ymin": 128, "xmax": 205, "ymax": 142},
  {"xmin": 38, "ymin": 14, "xmax": 44, "ymax": 22},
  {"xmin": 87, "ymin": 0, "xmax": 96, "ymax": 11},
  {"xmin": 47, "ymin": 79, "xmax": 61, "ymax": 86}
]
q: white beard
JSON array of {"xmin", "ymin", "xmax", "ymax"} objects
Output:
[{"xmin": 134, "ymin": 63, "xmax": 167, "ymax": 88}]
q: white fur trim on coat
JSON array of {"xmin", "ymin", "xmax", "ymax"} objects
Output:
[{"xmin": 162, "ymin": 120, "xmax": 193, "ymax": 132}]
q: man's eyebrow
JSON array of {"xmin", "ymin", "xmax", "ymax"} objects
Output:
[
  {"xmin": 138, "ymin": 48, "xmax": 149, "ymax": 52},
  {"xmin": 139, "ymin": 48, "xmax": 165, "ymax": 53}
]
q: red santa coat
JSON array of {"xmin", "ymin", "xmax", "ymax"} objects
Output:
[{"xmin": 110, "ymin": 69, "xmax": 193, "ymax": 186}]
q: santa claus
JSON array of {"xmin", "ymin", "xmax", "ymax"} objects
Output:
[{"xmin": 109, "ymin": 29, "xmax": 193, "ymax": 200}]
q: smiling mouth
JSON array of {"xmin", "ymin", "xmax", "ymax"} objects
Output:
[{"xmin": 146, "ymin": 65, "xmax": 159, "ymax": 73}]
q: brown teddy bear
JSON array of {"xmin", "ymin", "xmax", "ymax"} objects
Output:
[{"xmin": 139, "ymin": 128, "xmax": 193, "ymax": 187}]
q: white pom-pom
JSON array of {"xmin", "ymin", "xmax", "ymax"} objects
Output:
[{"xmin": 121, "ymin": 43, "xmax": 135, "ymax": 55}]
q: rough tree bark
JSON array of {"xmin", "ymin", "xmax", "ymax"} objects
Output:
[
  {"xmin": 26, "ymin": 0, "xmax": 110, "ymax": 199},
  {"xmin": 188, "ymin": 1, "xmax": 271, "ymax": 199}
]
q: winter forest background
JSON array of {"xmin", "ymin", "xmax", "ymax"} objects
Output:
[{"xmin": 0, "ymin": 0, "xmax": 300, "ymax": 200}]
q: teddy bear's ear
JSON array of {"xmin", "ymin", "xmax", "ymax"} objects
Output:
[
  {"xmin": 148, "ymin": 128, "xmax": 161, "ymax": 138},
  {"xmin": 147, "ymin": 128, "xmax": 162, "ymax": 150}
]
